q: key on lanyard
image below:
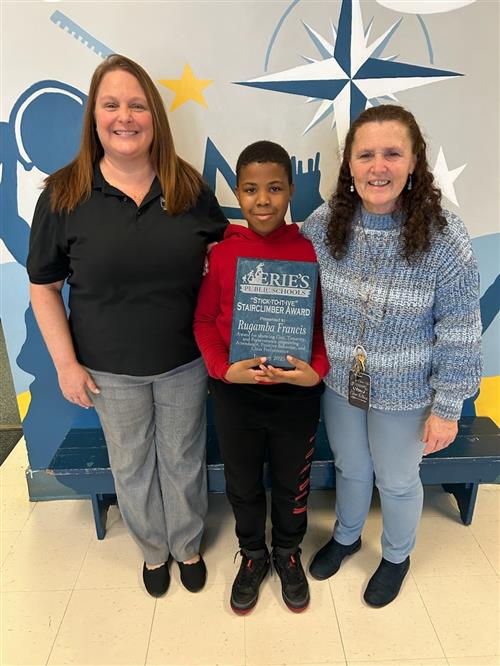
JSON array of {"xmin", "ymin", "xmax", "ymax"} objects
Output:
[{"xmin": 352, "ymin": 345, "xmax": 367, "ymax": 375}]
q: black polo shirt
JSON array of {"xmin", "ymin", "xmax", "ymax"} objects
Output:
[{"xmin": 27, "ymin": 166, "xmax": 227, "ymax": 376}]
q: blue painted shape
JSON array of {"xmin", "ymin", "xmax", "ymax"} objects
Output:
[
  {"xmin": 0, "ymin": 264, "xmax": 31, "ymax": 393},
  {"xmin": 8, "ymin": 80, "xmax": 87, "ymax": 171},
  {"xmin": 481, "ymin": 274, "xmax": 499, "ymax": 335},
  {"xmin": 237, "ymin": 0, "xmax": 462, "ymax": 137},
  {"xmin": 264, "ymin": 0, "xmax": 300, "ymax": 71},
  {"xmin": 20, "ymin": 93, "xmax": 84, "ymax": 175},
  {"xmin": 350, "ymin": 81, "xmax": 367, "ymax": 126},
  {"xmin": 355, "ymin": 57, "xmax": 462, "ymax": 80},
  {"xmin": 1, "ymin": 82, "xmax": 87, "ymax": 267},
  {"xmin": 472, "ymin": 233, "xmax": 500, "ymax": 377},
  {"xmin": 334, "ymin": 0, "xmax": 352, "ymax": 75},
  {"xmin": 202, "ymin": 137, "xmax": 244, "ymax": 220},
  {"xmin": 302, "ymin": 21, "xmax": 334, "ymax": 60},
  {"xmin": 0, "ymin": 122, "xmax": 30, "ymax": 266},
  {"xmin": 416, "ymin": 14, "xmax": 434, "ymax": 64},
  {"xmin": 370, "ymin": 18, "xmax": 403, "ymax": 60},
  {"xmin": 203, "ymin": 137, "xmax": 237, "ymax": 190},
  {"xmin": 16, "ymin": 289, "xmax": 100, "ymax": 470},
  {"xmin": 290, "ymin": 152, "xmax": 324, "ymax": 221},
  {"xmin": 235, "ymin": 79, "xmax": 348, "ymax": 101},
  {"xmin": 50, "ymin": 11, "xmax": 114, "ymax": 59},
  {"xmin": 1, "ymin": 79, "xmax": 95, "ymax": 469}
]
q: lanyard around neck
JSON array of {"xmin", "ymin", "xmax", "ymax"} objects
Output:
[{"xmin": 353, "ymin": 219, "xmax": 400, "ymax": 356}]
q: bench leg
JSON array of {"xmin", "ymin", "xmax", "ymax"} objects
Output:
[
  {"xmin": 442, "ymin": 482, "xmax": 479, "ymax": 525},
  {"xmin": 90, "ymin": 493, "xmax": 117, "ymax": 539}
]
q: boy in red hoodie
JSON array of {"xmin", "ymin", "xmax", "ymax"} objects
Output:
[{"xmin": 194, "ymin": 141, "xmax": 329, "ymax": 614}]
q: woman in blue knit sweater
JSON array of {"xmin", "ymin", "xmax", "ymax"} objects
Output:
[{"xmin": 302, "ymin": 104, "xmax": 482, "ymax": 607}]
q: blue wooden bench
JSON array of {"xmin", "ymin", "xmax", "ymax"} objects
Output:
[{"xmin": 47, "ymin": 414, "xmax": 500, "ymax": 539}]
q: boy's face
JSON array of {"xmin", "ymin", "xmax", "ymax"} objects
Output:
[{"xmin": 235, "ymin": 162, "xmax": 294, "ymax": 236}]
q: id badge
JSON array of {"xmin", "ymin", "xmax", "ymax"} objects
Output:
[{"xmin": 348, "ymin": 370, "xmax": 371, "ymax": 410}]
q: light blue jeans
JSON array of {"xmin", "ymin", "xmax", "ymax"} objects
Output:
[
  {"xmin": 323, "ymin": 386, "xmax": 428, "ymax": 563},
  {"xmin": 88, "ymin": 357, "xmax": 208, "ymax": 565}
]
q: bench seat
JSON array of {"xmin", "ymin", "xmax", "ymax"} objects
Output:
[{"xmin": 45, "ymin": 415, "xmax": 500, "ymax": 539}]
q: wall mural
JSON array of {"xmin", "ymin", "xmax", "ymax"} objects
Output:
[{"xmin": 1, "ymin": 0, "xmax": 498, "ymax": 487}]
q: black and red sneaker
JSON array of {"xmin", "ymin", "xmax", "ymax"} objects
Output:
[
  {"xmin": 230, "ymin": 550, "xmax": 270, "ymax": 615},
  {"xmin": 272, "ymin": 549, "xmax": 310, "ymax": 612}
]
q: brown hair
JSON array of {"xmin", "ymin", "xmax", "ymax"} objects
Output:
[
  {"xmin": 45, "ymin": 54, "xmax": 204, "ymax": 214},
  {"xmin": 326, "ymin": 104, "xmax": 447, "ymax": 261}
]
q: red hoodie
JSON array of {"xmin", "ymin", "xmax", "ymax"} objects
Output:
[{"xmin": 194, "ymin": 222, "xmax": 329, "ymax": 381}]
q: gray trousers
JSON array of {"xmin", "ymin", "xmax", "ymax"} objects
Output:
[{"xmin": 88, "ymin": 357, "xmax": 208, "ymax": 565}]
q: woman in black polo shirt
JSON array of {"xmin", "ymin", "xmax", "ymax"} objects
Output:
[{"xmin": 27, "ymin": 54, "xmax": 227, "ymax": 597}]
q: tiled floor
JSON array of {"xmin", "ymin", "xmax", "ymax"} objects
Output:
[{"xmin": 1, "ymin": 440, "xmax": 499, "ymax": 666}]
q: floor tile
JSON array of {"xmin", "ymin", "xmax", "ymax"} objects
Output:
[
  {"xmin": 474, "ymin": 485, "xmax": 500, "ymax": 516},
  {"xmin": 1, "ymin": 473, "xmax": 498, "ymax": 666},
  {"xmin": 101, "ymin": 502, "xmax": 125, "ymax": 533},
  {"xmin": 469, "ymin": 512, "xmax": 500, "ymax": 574},
  {"xmin": 0, "ymin": 439, "xmax": 29, "ymax": 487},
  {"xmin": 412, "ymin": 516, "xmax": 496, "ymax": 578},
  {"xmin": 48, "ymin": 588, "xmax": 155, "ymax": 665},
  {"xmin": 201, "ymin": 522, "xmax": 241, "ymax": 588},
  {"xmin": 422, "ymin": 485, "xmax": 462, "ymax": 518},
  {"xmin": 75, "ymin": 526, "xmax": 143, "ymax": 590},
  {"xmin": 415, "ymin": 575, "xmax": 499, "ymax": 658},
  {"xmin": 331, "ymin": 576, "xmax": 444, "ymax": 662},
  {"xmin": 0, "ymin": 481, "xmax": 36, "ymax": 530},
  {"xmin": 146, "ymin": 583, "xmax": 245, "ymax": 665},
  {"xmin": 447, "ymin": 657, "xmax": 500, "ymax": 665},
  {"xmin": 284, "ymin": 663, "xmax": 346, "ymax": 666},
  {"xmin": 2, "ymin": 528, "xmax": 92, "ymax": 591},
  {"xmin": 347, "ymin": 659, "xmax": 448, "ymax": 666},
  {"xmin": 1, "ymin": 529, "xmax": 20, "ymax": 565},
  {"xmin": 244, "ymin": 579, "xmax": 344, "ymax": 665},
  {"xmin": 23, "ymin": 497, "xmax": 95, "ymax": 533},
  {"xmin": 1, "ymin": 589, "xmax": 71, "ymax": 666}
]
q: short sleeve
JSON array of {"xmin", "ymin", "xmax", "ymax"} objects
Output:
[
  {"xmin": 206, "ymin": 188, "xmax": 228, "ymax": 242},
  {"xmin": 27, "ymin": 188, "xmax": 70, "ymax": 284}
]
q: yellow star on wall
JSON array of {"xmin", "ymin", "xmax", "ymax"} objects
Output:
[{"xmin": 159, "ymin": 64, "xmax": 213, "ymax": 111}]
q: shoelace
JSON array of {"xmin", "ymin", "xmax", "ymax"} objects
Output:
[
  {"xmin": 234, "ymin": 551, "xmax": 267, "ymax": 585},
  {"xmin": 274, "ymin": 553, "xmax": 304, "ymax": 585}
]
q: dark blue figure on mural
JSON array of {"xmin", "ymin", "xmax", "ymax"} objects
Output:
[
  {"xmin": 1, "ymin": 81, "xmax": 100, "ymax": 469},
  {"xmin": 462, "ymin": 273, "xmax": 500, "ymax": 416}
]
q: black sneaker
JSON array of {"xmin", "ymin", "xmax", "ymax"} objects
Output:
[
  {"xmin": 272, "ymin": 549, "xmax": 310, "ymax": 613},
  {"xmin": 363, "ymin": 556, "xmax": 410, "ymax": 607},
  {"xmin": 309, "ymin": 536, "xmax": 362, "ymax": 580},
  {"xmin": 230, "ymin": 551, "xmax": 270, "ymax": 615}
]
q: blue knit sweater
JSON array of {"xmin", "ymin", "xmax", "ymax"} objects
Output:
[{"xmin": 302, "ymin": 204, "xmax": 482, "ymax": 420}]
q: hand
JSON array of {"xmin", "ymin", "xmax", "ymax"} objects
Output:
[
  {"xmin": 256, "ymin": 355, "xmax": 320, "ymax": 387},
  {"xmin": 422, "ymin": 414, "xmax": 458, "ymax": 455},
  {"xmin": 224, "ymin": 357, "xmax": 268, "ymax": 384},
  {"xmin": 290, "ymin": 152, "xmax": 323, "ymax": 222},
  {"xmin": 57, "ymin": 362, "xmax": 100, "ymax": 409}
]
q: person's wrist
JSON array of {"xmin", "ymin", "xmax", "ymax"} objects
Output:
[{"xmin": 56, "ymin": 357, "xmax": 80, "ymax": 373}]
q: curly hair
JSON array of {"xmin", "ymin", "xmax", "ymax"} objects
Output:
[{"xmin": 326, "ymin": 105, "xmax": 447, "ymax": 261}]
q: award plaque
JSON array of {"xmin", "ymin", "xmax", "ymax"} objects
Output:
[{"xmin": 229, "ymin": 258, "xmax": 318, "ymax": 368}]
